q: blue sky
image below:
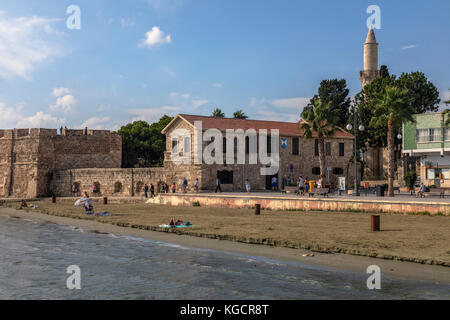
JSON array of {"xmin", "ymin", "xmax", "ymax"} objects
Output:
[{"xmin": 0, "ymin": 0, "xmax": 449, "ymax": 129}]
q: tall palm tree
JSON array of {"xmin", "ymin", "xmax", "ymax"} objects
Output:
[
  {"xmin": 372, "ymin": 86, "xmax": 415, "ymax": 197},
  {"xmin": 300, "ymin": 98, "xmax": 337, "ymax": 181},
  {"xmin": 443, "ymin": 89, "xmax": 450, "ymax": 126},
  {"xmin": 233, "ymin": 109, "xmax": 248, "ymax": 119},
  {"xmin": 211, "ymin": 108, "xmax": 225, "ymax": 118}
]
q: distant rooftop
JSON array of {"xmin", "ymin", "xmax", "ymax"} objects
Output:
[{"xmin": 162, "ymin": 114, "xmax": 354, "ymax": 139}]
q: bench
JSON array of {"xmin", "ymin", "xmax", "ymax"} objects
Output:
[
  {"xmin": 282, "ymin": 186, "xmax": 299, "ymax": 194},
  {"xmin": 422, "ymin": 188, "xmax": 445, "ymax": 198},
  {"xmin": 308, "ymin": 188, "xmax": 330, "ymax": 198}
]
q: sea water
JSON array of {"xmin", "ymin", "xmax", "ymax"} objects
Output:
[{"xmin": 0, "ymin": 214, "xmax": 448, "ymax": 300}]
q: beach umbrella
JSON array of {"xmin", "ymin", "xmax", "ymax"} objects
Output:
[{"xmin": 74, "ymin": 198, "xmax": 88, "ymax": 207}]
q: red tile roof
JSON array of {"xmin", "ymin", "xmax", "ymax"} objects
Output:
[{"xmin": 175, "ymin": 114, "xmax": 354, "ymax": 139}]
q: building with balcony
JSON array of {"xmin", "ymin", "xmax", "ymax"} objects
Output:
[{"xmin": 402, "ymin": 112, "xmax": 450, "ymax": 187}]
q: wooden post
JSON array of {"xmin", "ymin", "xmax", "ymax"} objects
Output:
[
  {"xmin": 103, "ymin": 197, "xmax": 108, "ymax": 205},
  {"xmin": 371, "ymin": 215, "xmax": 380, "ymax": 231},
  {"xmin": 254, "ymin": 204, "xmax": 261, "ymax": 215}
]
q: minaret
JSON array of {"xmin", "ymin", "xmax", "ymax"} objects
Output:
[{"xmin": 360, "ymin": 26, "xmax": 380, "ymax": 88}]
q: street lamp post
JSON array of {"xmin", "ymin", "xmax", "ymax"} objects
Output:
[{"xmin": 346, "ymin": 120, "xmax": 365, "ymax": 196}]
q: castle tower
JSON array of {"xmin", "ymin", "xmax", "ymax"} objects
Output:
[{"xmin": 359, "ymin": 26, "xmax": 380, "ymax": 88}]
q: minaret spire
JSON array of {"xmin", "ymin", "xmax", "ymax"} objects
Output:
[{"xmin": 360, "ymin": 27, "xmax": 380, "ymax": 88}]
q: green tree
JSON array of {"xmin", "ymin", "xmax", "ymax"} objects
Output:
[
  {"xmin": 233, "ymin": 109, "xmax": 248, "ymax": 119},
  {"xmin": 305, "ymin": 79, "xmax": 351, "ymax": 128},
  {"xmin": 300, "ymin": 98, "xmax": 338, "ymax": 180},
  {"xmin": 396, "ymin": 71, "xmax": 440, "ymax": 113},
  {"xmin": 211, "ymin": 108, "xmax": 225, "ymax": 118},
  {"xmin": 118, "ymin": 115, "xmax": 173, "ymax": 168},
  {"xmin": 372, "ymin": 86, "xmax": 415, "ymax": 197},
  {"xmin": 353, "ymin": 69, "xmax": 440, "ymax": 150},
  {"xmin": 379, "ymin": 65, "xmax": 390, "ymax": 78}
]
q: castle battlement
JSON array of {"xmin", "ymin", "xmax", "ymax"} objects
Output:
[{"xmin": 0, "ymin": 128, "xmax": 119, "ymax": 139}]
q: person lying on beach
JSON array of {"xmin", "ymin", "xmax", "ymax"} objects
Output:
[
  {"xmin": 175, "ymin": 219, "xmax": 184, "ymax": 226},
  {"xmin": 18, "ymin": 199, "xmax": 27, "ymax": 210}
]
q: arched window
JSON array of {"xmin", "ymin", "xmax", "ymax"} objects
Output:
[
  {"xmin": 93, "ymin": 182, "xmax": 101, "ymax": 194},
  {"xmin": 72, "ymin": 182, "xmax": 81, "ymax": 195},
  {"xmin": 135, "ymin": 181, "xmax": 144, "ymax": 194},
  {"xmin": 114, "ymin": 182, "xmax": 123, "ymax": 193}
]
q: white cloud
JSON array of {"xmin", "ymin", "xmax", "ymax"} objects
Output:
[
  {"xmin": 400, "ymin": 45, "xmax": 417, "ymax": 50},
  {"xmin": 127, "ymin": 106, "xmax": 180, "ymax": 123},
  {"xmin": 80, "ymin": 117, "xmax": 111, "ymax": 129},
  {"xmin": 139, "ymin": 26, "xmax": 172, "ymax": 48},
  {"xmin": 170, "ymin": 92, "xmax": 208, "ymax": 110},
  {"xmin": 49, "ymin": 94, "xmax": 77, "ymax": 114},
  {"xmin": 250, "ymin": 97, "xmax": 268, "ymax": 106},
  {"xmin": 0, "ymin": 13, "xmax": 63, "ymax": 79},
  {"xmin": 212, "ymin": 83, "xmax": 223, "ymax": 88},
  {"xmin": 192, "ymin": 100, "xmax": 208, "ymax": 109},
  {"xmin": 53, "ymin": 87, "xmax": 71, "ymax": 97},
  {"xmin": 254, "ymin": 110, "xmax": 299, "ymax": 123},
  {"xmin": 0, "ymin": 102, "xmax": 65, "ymax": 128},
  {"xmin": 248, "ymin": 96, "xmax": 309, "ymax": 122},
  {"xmin": 271, "ymin": 97, "xmax": 311, "ymax": 109},
  {"xmin": 120, "ymin": 18, "xmax": 135, "ymax": 28}
]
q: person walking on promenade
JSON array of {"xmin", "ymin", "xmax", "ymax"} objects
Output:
[
  {"xmin": 271, "ymin": 176, "xmax": 278, "ymax": 191},
  {"xmin": 182, "ymin": 178, "xmax": 188, "ymax": 193},
  {"xmin": 150, "ymin": 184, "xmax": 155, "ymax": 198},
  {"xmin": 92, "ymin": 183, "xmax": 97, "ymax": 196},
  {"xmin": 215, "ymin": 178, "xmax": 222, "ymax": 193},
  {"xmin": 298, "ymin": 176, "xmax": 305, "ymax": 196},
  {"xmin": 245, "ymin": 179, "xmax": 251, "ymax": 194},
  {"xmin": 195, "ymin": 178, "xmax": 199, "ymax": 193},
  {"xmin": 144, "ymin": 184, "xmax": 149, "ymax": 198},
  {"xmin": 304, "ymin": 177, "xmax": 310, "ymax": 194}
]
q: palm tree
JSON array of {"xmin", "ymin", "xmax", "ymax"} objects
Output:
[
  {"xmin": 443, "ymin": 89, "xmax": 450, "ymax": 126},
  {"xmin": 233, "ymin": 109, "xmax": 248, "ymax": 119},
  {"xmin": 300, "ymin": 98, "xmax": 338, "ymax": 181},
  {"xmin": 372, "ymin": 86, "xmax": 415, "ymax": 197},
  {"xmin": 211, "ymin": 108, "xmax": 225, "ymax": 118}
]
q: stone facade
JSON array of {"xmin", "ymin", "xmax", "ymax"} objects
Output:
[
  {"xmin": 163, "ymin": 115, "xmax": 356, "ymax": 191},
  {"xmin": 0, "ymin": 128, "xmax": 121, "ymax": 198},
  {"xmin": 1, "ymin": 114, "xmax": 356, "ymax": 198}
]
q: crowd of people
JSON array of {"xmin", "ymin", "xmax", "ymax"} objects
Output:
[
  {"xmin": 71, "ymin": 176, "xmax": 328, "ymax": 198},
  {"xmin": 294, "ymin": 176, "xmax": 324, "ymax": 196}
]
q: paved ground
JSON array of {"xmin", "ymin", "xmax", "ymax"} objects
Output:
[
  {"xmin": 170, "ymin": 191, "xmax": 450, "ymax": 203},
  {"xmin": 1, "ymin": 191, "xmax": 449, "ymax": 204}
]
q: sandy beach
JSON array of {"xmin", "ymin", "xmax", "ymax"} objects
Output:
[{"xmin": 1, "ymin": 201, "xmax": 449, "ymax": 284}]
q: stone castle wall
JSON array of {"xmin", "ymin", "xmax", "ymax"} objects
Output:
[
  {"xmin": 51, "ymin": 165, "xmax": 201, "ymax": 197},
  {"xmin": 0, "ymin": 128, "xmax": 122, "ymax": 198}
]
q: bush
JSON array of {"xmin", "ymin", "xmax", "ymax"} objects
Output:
[
  {"xmin": 192, "ymin": 201, "xmax": 200, "ymax": 207},
  {"xmin": 404, "ymin": 171, "xmax": 417, "ymax": 190}
]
